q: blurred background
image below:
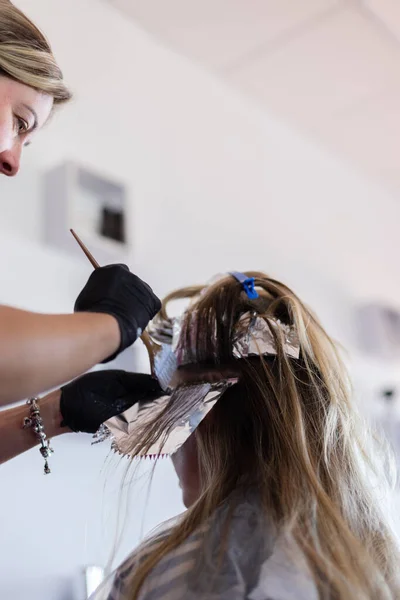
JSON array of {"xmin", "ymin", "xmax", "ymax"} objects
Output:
[{"xmin": 1, "ymin": 1, "xmax": 400, "ymax": 598}]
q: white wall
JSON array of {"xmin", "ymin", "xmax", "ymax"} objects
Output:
[
  {"xmin": 6, "ymin": 0, "xmax": 400, "ymax": 306},
  {"xmin": 0, "ymin": 0, "xmax": 399, "ymax": 598}
]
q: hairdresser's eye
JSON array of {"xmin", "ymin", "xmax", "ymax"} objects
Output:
[{"xmin": 14, "ymin": 116, "xmax": 29, "ymax": 135}]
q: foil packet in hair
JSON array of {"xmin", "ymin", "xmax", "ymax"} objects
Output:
[
  {"xmin": 146, "ymin": 284, "xmax": 301, "ymax": 390},
  {"xmin": 93, "ymin": 378, "xmax": 238, "ymax": 459},
  {"xmin": 149, "ymin": 310, "xmax": 300, "ymax": 377},
  {"xmin": 147, "ymin": 315, "xmax": 182, "ymax": 350},
  {"xmin": 233, "ymin": 312, "xmax": 300, "ymax": 360}
]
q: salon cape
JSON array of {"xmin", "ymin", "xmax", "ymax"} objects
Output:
[{"xmin": 90, "ymin": 489, "xmax": 318, "ymax": 600}]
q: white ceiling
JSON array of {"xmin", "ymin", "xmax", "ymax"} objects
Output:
[{"xmin": 108, "ymin": 0, "xmax": 400, "ymax": 198}]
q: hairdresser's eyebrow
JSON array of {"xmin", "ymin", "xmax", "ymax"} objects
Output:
[{"xmin": 22, "ymin": 104, "xmax": 38, "ymax": 131}]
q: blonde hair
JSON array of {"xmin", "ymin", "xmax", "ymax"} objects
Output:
[
  {"xmin": 128, "ymin": 272, "xmax": 400, "ymax": 599},
  {"xmin": 0, "ymin": 0, "xmax": 71, "ymax": 103}
]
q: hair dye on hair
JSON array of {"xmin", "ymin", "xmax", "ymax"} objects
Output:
[{"xmin": 100, "ymin": 272, "xmax": 400, "ymax": 600}]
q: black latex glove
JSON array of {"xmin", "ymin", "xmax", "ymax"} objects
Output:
[
  {"xmin": 74, "ymin": 264, "xmax": 161, "ymax": 362},
  {"xmin": 60, "ymin": 370, "xmax": 163, "ymax": 433}
]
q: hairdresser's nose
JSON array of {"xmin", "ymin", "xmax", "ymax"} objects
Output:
[{"xmin": 0, "ymin": 143, "xmax": 22, "ymax": 177}]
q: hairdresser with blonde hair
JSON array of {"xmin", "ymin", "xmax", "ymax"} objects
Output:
[{"xmin": 0, "ymin": 1, "xmax": 162, "ymax": 467}]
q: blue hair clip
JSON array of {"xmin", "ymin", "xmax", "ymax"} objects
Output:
[{"xmin": 229, "ymin": 272, "xmax": 259, "ymax": 300}]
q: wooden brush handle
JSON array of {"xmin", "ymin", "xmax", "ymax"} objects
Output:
[{"xmin": 70, "ymin": 229, "xmax": 100, "ymax": 269}]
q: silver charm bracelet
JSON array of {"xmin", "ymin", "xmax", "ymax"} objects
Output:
[{"xmin": 22, "ymin": 398, "xmax": 54, "ymax": 474}]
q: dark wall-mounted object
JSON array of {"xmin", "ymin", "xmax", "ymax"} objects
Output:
[{"xmin": 43, "ymin": 161, "xmax": 130, "ymax": 265}]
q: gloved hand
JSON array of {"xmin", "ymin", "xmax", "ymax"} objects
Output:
[
  {"xmin": 60, "ymin": 370, "xmax": 163, "ymax": 433},
  {"xmin": 74, "ymin": 265, "xmax": 161, "ymax": 362}
]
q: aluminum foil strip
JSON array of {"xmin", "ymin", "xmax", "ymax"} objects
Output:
[
  {"xmin": 153, "ymin": 343, "xmax": 177, "ymax": 392},
  {"xmin": 93, "ymin": 378, "xmax": 238, "ymax": 459},
  {"xmin": 147, "ymin": 318, "xmax": 174, "ymax": 346},
  {"xmin": 232, "ymin": 312, "xmax": 300, "ymax": 360}
]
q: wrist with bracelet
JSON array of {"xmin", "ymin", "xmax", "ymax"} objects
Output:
[{"xmin": 22, "ymin": 397, "xmax": 54, "ymax": 475}]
